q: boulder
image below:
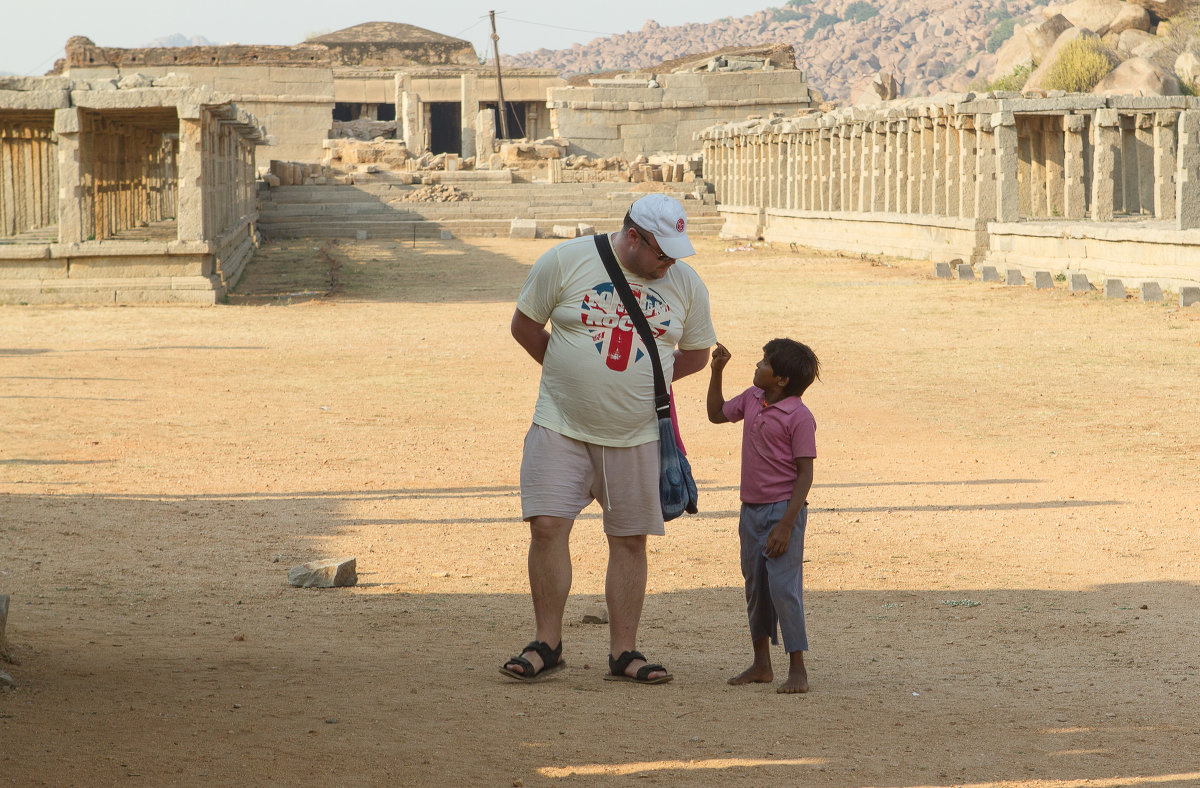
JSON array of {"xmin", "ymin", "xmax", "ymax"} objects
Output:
[
  {"xmin": 851, "ymin": 70, "xmax": 902, "ymax": 106},
  {"xmin": 1123, "ymin": 0, "xmax": 1190, "ymax": 18},
  {"xmin": 1093, "ymin": 56, "xmax": 1182, "ymax": 95},
  {"xmin": 1024, "ymin": 15, "xmax": 1077, "ymax": 62},
  {"xmin": 1024, "ymin": 28, "xmax": 1115, "ymax": 92},
  {"xmin": 1176, "ymin": 50, "xmax": 1200, "ymax": 87},
  {"xmin": 1117, "ymin": 28, "xmax": 1160, "ymax": 54},
  {"xmin": 990, "ymin": 26, "xmax": 1036, "ymax": 82},
  {"xmin": 1056, "ymin": 0, "xmax": 1147, "ymax": 36}
]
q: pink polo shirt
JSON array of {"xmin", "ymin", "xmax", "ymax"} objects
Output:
[{"xmin": 723, "ymin": 386, "xmax": 817, "ymax": 504}]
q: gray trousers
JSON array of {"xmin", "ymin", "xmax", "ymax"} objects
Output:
[{"xmin": 738, "ymin": 500, "xmax": 808, "ymax": 653}]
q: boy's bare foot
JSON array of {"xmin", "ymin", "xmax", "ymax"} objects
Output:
[
  {"xmin": 777, "ymin": 652, "xmax": 808, "ymax": 693},
  {"xmin": 727, "ymin": 664, "xmax": 773, "ymax": 685}
]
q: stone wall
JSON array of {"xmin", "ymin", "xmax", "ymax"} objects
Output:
[
  {"xmin": 549, "ymin": 70, "xmax": 812, "ymax": 159},
  {"xmin": 65, "ymin": 64, "xmax": 334, "ymax": 165},
  {"xmin": 700, "ymin": 94, "xmax": 1200, "ymax": 290}
]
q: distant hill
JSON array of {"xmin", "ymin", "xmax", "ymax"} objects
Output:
[
  {"xmin": 498, "ymin": 0, "xmax": 1045, "ymax": 100},
  {"xmin": 143, "ymin": 34, "xmax": 219, "ymax": 48}
]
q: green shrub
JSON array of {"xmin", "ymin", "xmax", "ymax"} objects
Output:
[
  {"xmin": 786, "ymin": 0, "xmax": 813, "ymax": 6},
  {"xmin": 770, "ymin": 7, "xmax": 807, "ymax": 22},
  {"xmin": 987, "ymin": 17, "xmax": 1017, "ymax": 53},
  {"xmin": 805, "ymin": 12, "xmax": 841, "ymax": 39},
  {"xmin": 1041, "ymin": 38, "xmax": 1118, "ymax": 92},
  {"xmin": 985, "ymin": 63, "xmax": 1033, "ymax": 92},
  {"xmin": 845, "ymin": 1, "xmax": 878, "ymax": 22}
]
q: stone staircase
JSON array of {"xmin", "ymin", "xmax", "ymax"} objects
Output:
[{"xmin": 256, "ymin": 176, "xmax": 723, "ymax": 240}]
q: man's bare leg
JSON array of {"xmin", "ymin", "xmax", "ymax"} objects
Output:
[
  {"xmin": 605, "ymin": 534, "xmax": 667, "ymax": 680},
  {"xmin": 505, "ymin": 515, "xmax": 573, "ymax": 676},
  {"xmin": 728, "ymin": 636, "xmax": 773, "ymax": 685},
  {"xmin": 777, "ymin": 650, "xmax": 808, "ymax": 694}
]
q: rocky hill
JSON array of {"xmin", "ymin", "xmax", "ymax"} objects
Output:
[{"xmin": 498, "ymin": 0, "xmax": 1193, "ymax": 101}]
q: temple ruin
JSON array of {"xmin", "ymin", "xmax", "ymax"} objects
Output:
[{"xmin": 0, "ymin": 75, "xmax": 264, "ymax": 304}]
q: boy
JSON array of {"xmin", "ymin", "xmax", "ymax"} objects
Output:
[{"xmin": 707, "ymin": 338, "xmax": 820, "ymax": 694}]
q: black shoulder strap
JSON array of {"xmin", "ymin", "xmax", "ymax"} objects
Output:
[{"xmin": 593, "ymin": 233, "xmax": 671, "ymax": 420}]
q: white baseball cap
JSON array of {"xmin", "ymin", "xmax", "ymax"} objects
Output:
[{"xmin": 629, "ymin": 193, "xmax": 695, "ymax": 259}]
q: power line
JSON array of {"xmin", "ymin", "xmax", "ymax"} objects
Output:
[{"xmin": 492, "ymin": 14, "xmax": 616, "ymax": 38}]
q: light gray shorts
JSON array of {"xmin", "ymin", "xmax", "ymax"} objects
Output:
[{"xmin": 520, "ymin": 424, "xmax": 665, "ymax": 537}]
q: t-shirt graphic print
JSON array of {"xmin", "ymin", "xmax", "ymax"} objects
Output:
[{"xmin": 580, "ymin": 282, "xmax": 670, "ymax": 372}]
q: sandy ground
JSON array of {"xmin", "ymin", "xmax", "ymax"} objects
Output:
[{"xmin": 2, "ymin": 236, "xmax": 1199, "ymax": 787}]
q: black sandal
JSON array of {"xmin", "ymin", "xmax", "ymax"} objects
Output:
[
  {"xmin": 604, "ymin": 649, "xmax": 673, "ymax": 685},
  {"xmin": 500, "ymin": 640, "xmax": 565, "ymax": 682}
]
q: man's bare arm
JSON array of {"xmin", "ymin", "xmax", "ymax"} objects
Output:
[
  {"xmin": 672, "ymin": 347, "xmax": 711, "ymax": 381},
  {"xmin": 511, "ymin": 309, "xmax": 550, "ymax": 365}
]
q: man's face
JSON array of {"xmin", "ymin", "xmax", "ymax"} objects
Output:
[{"xmin": 626, "ymin": 226, "xmax": 677, "ymax": 279}]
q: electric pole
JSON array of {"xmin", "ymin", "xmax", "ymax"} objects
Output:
[{"xmin": 489, "ymin": 10, "xmax": 511, "ymax": 139}]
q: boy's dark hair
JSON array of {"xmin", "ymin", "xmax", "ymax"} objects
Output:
[{"xmin": 763, "ymin": 338, "xmax": 820, "ymax": 397}]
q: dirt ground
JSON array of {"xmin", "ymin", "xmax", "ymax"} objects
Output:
[{"xmin": 2, "ymin": 235, "xmax": 1199, "ymax": 787}]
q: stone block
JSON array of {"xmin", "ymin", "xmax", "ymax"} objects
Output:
[
  {"xmin": 440, "ymin": 230, "xmax": 453, "ymax": 241},
  {"xmin": 1068, "ymin": 273, "xmax": 1094, "ymax": 293},
  {"xmin": 288, "ymin": 557, "xmax": 357, "ymax": 588},
  {"xmin": 552, "ymin": 224, "xmax": 580, "ymax": 239},
  {"xmin": 1104, "ymin": 279, "xmax": 1126, "ymax": 299},
  {"xmin": 1005, "ymin": 269, "xmax": 1025, "ymax": 286},
  {"xmin": 577, "ymin": 224, "xmax": 595, "ymax": 236},
  {"xmin": 1181, "ymin": 287, "xmax": 1200, "ymax": 307},
  {"xmin": 934, "ymin": 262, "xmax": 953, "ymax": 278},
  {"xmin": 1140, "ymin": 281, "xmax": 1163, "ymax": 302},
  {"xmin": 980, "ymin": 266, "xmax": 1001, "ymax": 282},
  {"xmin": 1034, "ymin": 271, "xmax": 1055, "ymax": 289},
  {"xmin": 510, "ymin": 219, "xmax": 538, "ymax": 239},
  {"xmin": 956, "ymin": 262, "xmax": 974, "ymax": 280},
  {"xmin": 356, "ymin": 230, "xmax": 368, "ymax": 241}
]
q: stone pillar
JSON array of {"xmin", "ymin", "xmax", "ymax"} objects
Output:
[
  {"xmin": 177, "ymin": 110, "xmax": 205, "ymax": 242},
  {"xmin": 1092, "ymin": 109, "xmax": 1120, "ymax": 222},
  {"xmin": 1045, "ymin": 117, "xmax": 1065, "ymax": 219},
  {"xmin": 975, "ymin": 114, "xmax": 997, "ymax": 221},
  {"xmin": 460, "ymin": 74, "xmax": 479, "ymax": 160},
  {"xmin": 920, "ymin": 117, "xmax": 934, "ymax": 215},
  {"xmin": 835, "ymin": 125, "xmax": 846, "ymax": 211},
  {"xmin": 1027, "ymin": 119, "xmax": 1044, "ymax": 217},
  {"xmin": 870, "ymin": 121, "xmax": 886, "ymax": 213},
  {"xmin": 53, "ymin": 108, "xmax": 84, "ymax": 245},
  {"xmin": 994, "ymin": 111, "xmax": 1020, "ymax": 223},
  {"xmin": 475, "ymin": 108, "xmax": 496, "ymax": 167},
  {"xmin": 1064, "ymin": 114, "xmax": 1087, "ymax": 220},
  {"xmin": 894, "ymin": 119, "xmax": 908, "ymax": 213},
  {"xmin": 815, "ymin": 128, "xmax": 827, "ymax": 211},
  {"xmin": 398, "ymin": 76, "xmax": 422, "ymax": 153},
  {"xmin": 906, "ymin": 119, "xmax": 920, "ymax": 214},
  {"xmin": 932, "ymin": 114, "xmax": 947, "ymax": 216},
  {"xmin": 1136, "ymin": 113, "xmax": 1155, "ymax": 216},
  {"xmin": 957, "ymin": 116, "xmax": 975, "ymax": 219},
  {"xmin": 1177, "ymin": 110, "xmax": 1200, "ymax": 230},
  {"xmin": 1154, "ymin": 111, "xmax": 1178, "ymax": 221}
]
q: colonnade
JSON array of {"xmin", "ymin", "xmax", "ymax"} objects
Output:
[
  {"xmin": 699, "ymin": 96, "xmax": 1200, "ymax": 231},
  {"xmin": 0, "ymin": 116, "xmax": 58, "ymax": 239}
]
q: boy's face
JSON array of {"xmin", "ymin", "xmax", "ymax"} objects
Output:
[{"xmin": 753, "ymin": 356, "xmax": 779, "ymax": 390}]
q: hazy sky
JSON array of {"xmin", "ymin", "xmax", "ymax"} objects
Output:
[{"xmin": 1, "ymin": 0, "xmax": 775, "ymax": 76}]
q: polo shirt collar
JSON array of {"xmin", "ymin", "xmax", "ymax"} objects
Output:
[{"xmin": 758, "ymin": 389, "xmax": 804, "ymax": 413}]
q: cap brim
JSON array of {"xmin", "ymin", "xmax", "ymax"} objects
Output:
[{"xmin": 655, "ymin": 233, "xmax": 695, "ymax": 259}]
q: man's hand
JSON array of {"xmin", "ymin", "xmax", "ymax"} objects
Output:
[
  {"xmin": 765, "ymin": 520, "xmax": 792, "ymax": 558},
  {"xmin": 711, "ymin": 342, "xmax": 731, "ymax": 371}
]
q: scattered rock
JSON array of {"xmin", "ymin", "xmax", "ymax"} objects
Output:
[
  {"xmin": 0, "ymin": 671, "xmax": 14, "ymax": 689},
  {"xmin": 288, "ymin": 557, "xmax": 357, "ymax": 588},
  {"xmin": 581, "ymin": 605, "xmax": 609, "ymax": 624}
]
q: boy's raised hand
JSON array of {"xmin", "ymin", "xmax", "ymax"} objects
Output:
[{"xmin": 711, "ymin": 342, "xmax": 731, "ymax": 371}]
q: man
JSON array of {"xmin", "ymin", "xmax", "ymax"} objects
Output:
[{"xmin": 502, "ymin": 193, "xmax": 716, "ymax": 685}]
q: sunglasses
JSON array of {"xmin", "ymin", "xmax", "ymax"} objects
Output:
[{"xmin": 631, "ymin": 226, "xmax": 673, "ymax": 262}]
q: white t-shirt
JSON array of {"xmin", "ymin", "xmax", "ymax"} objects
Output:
[{"xmin": 517, "ymin": 234, "xmax": 717, "ymax": 447}]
